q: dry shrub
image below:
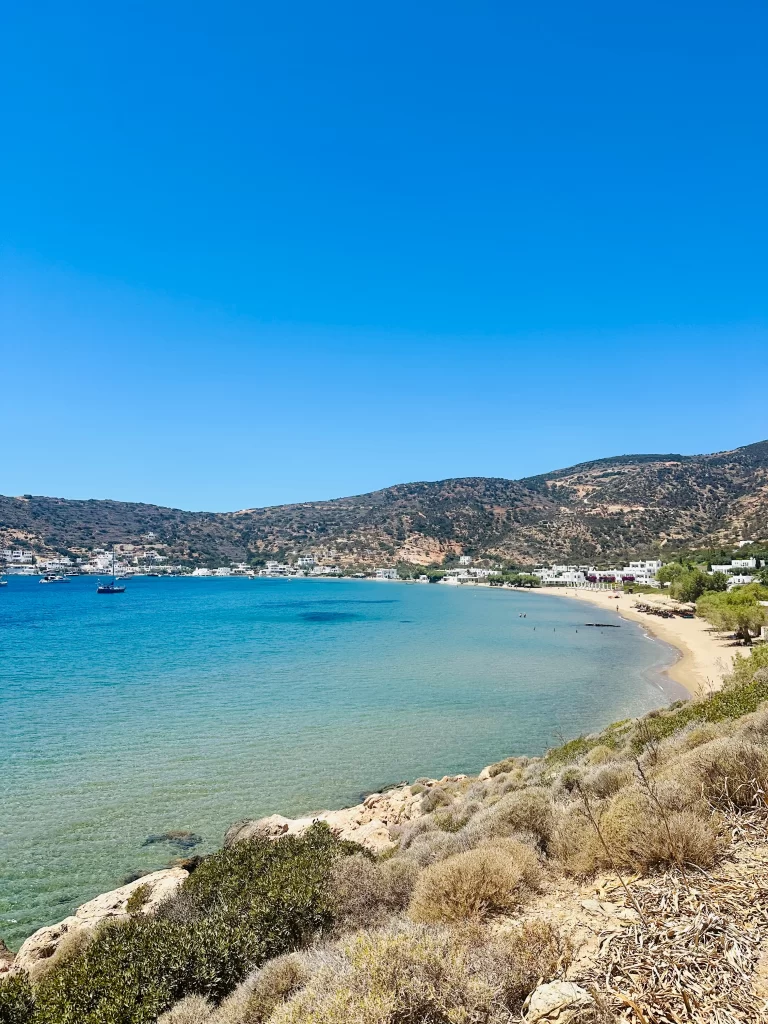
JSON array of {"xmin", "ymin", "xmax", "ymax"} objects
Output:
[
  {"xmin": 473, "ymin": 787, "xmax": 556, "ymax": 852},
  {"xmin": 330, "ymin": 854, "xmax": 419, "ymax": 931},
  {"xmin": 737, "ymin": 704, "xmax": 768, "ymax": 745},
  {"xmin": 394, "ymin": 815, "xmax": 435, "ymax": 850},
  {"xmin": 420, "ymin": 786, "xmax": 453, "ymax": 813},
  {"xmin": 642, "ymin": 810, "xmax": 722, "ymax": 869},
  {"xmin": 581, "ymin": 763, "xmax": 633, "ymax": 800},
  {"xmin": 408, "ymin": 839, "xmax": 542, "ymax": 923},
  {"xmin": 158, "ymin": 994, "xmax": 213, "ymax": 1024},
  {"xmin": 553, "ymin": 788, "xmax": 722, "ymax": 875},
  {"xmin": 399, "ymin": 828, "xmax": 467, "ymax": 866},
  {"xmin": 655, "ymin": 722, "xmax": 730, "ymax": 765},
  {"xmin": 432, "ymin": 798, "xmax": 482, "ymax": 833},
  {"xmin": 551, "ymin": 806, "xmax": 603, "ymax": 875},
  {"xmin": 583, "ymin": 744, "xmax": 616, "ymax": 767},
  {"xmin": 238, "ymin": 954, "xmax": 310, "ymax": 1023},
  {"xmin": 487, "ymin": 756, "xmax": 518, "ymax": 778},
  {"xmin": 692, "ymin": 739, "xmax": 768, "ymax": 808},
  {"xmin": 494, "ymin": 769, "xmax": 528, "ymax": 795},
  {"xmin": 268, "ymin": 919, "xmax": 567, "ymax": 1024}
]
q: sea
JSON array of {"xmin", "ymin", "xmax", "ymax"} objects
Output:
[{"xmin": 0, "ymin": 575, "xmax": 683, "ymax": 948}]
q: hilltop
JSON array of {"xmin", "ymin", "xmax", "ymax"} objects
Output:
[{"xmin": 2, "ymin": 440, "xmax": 767, "ymax": 567}]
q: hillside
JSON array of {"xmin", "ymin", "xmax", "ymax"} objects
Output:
[{"xmin": 2, "ymin": 440, "xmax": 767, "ymax": 567}]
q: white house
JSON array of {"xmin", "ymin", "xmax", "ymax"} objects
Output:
[
  {"xmin": 459, "ymin": 555, "xmax": 473, "ymax": 566},
  {"xmin": 727, "ymin": 574, "xmax": 754, "ymax": 590},
  {"xmin": 375, "ymin": 568, "xmax": 399, "ymax": 580}
]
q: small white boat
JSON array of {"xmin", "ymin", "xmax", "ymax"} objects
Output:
[
  {"xmin": 0, "ymin": 579, "xmax": 8, "ymax": 587},
  {"xmin": 40, "ymin": 574, "xmax": 68, "ymax": 584}
]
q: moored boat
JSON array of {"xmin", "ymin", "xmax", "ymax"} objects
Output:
[{"xmin": 97, "ymin": 549, "xmax": 126, "ymax": 594}]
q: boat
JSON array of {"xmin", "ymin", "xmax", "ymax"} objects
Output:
[
  {"xmin": 97, "ymin": 549, "xmax": 126, "ymax": 594},
  {"xmin": 0, "ymin": 579, "xmax": 7, "ymax": 587},
  {"xmin": 40, "ymin": 573, "xmax": 68, "ymax": 584}
]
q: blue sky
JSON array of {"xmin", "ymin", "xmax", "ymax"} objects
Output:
[{"xmin": 2, "ymin": 1, "xmax": 766, "ymax": 510}]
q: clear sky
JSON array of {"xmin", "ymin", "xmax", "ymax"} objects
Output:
[{"xmin": 2, "ymin": 1, "xmax": 766, "ymax": 511}]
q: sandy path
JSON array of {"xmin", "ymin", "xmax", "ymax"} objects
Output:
[{"xmin": 531, "ymin": 587, "xmax": 747, "ymax": 698}]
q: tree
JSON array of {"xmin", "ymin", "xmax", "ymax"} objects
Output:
[
  {"xmin": 669, "ymin": 569, "xmax": 713, "ymax": 602},
  {"xmin": 696, "ymin": 584, "xmax": 768, "ymax": 644},
  {"xmin": 657, "ymin": 562, "xmax": 685, "ymax": 584}
]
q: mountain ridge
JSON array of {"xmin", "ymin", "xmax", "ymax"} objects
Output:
[{"xmin": 2, "ymin": 440, "xmax": 767, "ymax": 566}]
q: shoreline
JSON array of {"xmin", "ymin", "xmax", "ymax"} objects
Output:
[{"xmin": 530, "ymin": 586, "xmax": 744, "ymax": 698}]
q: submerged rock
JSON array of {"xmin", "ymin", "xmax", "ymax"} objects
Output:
[{"xmin": 142, "ymin": 830, "xmax": 203, "ymax": 850}]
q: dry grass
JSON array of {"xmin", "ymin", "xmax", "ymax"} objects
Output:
[
  {"xmin": 408, "ymin": 839, "xmax": 542, "ymax": 923},
  {"xmin": 157, "ymin": 994, "xmax": 213, "ymax": 1024}
]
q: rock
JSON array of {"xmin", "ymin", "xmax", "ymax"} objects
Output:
[
  {"xmin": 478, "ymin": 765, "xmax": 493, "ymax": 781},
  {"xmin": 525, "ymin": 981, "xmax": 594, "ymax": 1022},
  {"xmin": 224, "ymin": 781, "xmax": 427, "ymax": 854},
  {"xmin": 14, "ymin": 867, "xmax": 188, "ymax": 976},
  {"xmin": 0, "ymin": 938, "xmax": 14, "ymax": 974},
  {"xmin": 142, "ymin": 830, "xmax": 202, "ymax": 850}
]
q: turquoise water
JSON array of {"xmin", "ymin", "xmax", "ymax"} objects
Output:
[{"xmin": 0, "ymin": 576, "xmax": 681, "ymax": 948}]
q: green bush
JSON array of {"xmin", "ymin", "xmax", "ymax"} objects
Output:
[
  {"xmin": 32, "ymin": 824, "xmax": 351, "ymax": 1024},
  {"xmin": 0, "ymin": 972, "xmax": 35, "ymax": 1024},
  {"xmin": 125, "ymin": 882, "xmax": 152, "ymax": 915}
]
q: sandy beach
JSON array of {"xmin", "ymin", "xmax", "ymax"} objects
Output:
[{"xmin": 533, "ymin": 586, "xmax": 748, "ymax": 698}]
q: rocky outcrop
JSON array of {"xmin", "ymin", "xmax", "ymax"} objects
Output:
[
  {"xmin": 225, "ymin": 776, "xmax": 467, "ymax": 854},
  {"xmin": 13, "ymin": 867, "xmax": 188, "ymax": 977}
]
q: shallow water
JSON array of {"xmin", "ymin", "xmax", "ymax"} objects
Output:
[{"xmin": 0, "ymin": 575, "xmax": 681, "ymax": 947}]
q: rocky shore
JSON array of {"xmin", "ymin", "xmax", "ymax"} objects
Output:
[{"xmin": 2, "ymin": 774, "xmax": 469, "ymax": 975}]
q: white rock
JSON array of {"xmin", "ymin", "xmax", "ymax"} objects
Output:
[
  {"xmin": 14, "ymin": 868, "xmax": 188, "ymax": 976},
  {"xmin": 526, "ymin": 981, "xmax": 594, "ymax": 1021}
]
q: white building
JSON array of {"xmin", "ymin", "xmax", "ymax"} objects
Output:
[
  {"xmin": 375, "ymin": 568, "xmax": 399, "ymax": 580},
  {"xmin": 191, "ymin": 567, "xmax": 213, "ymax": 576},
  {"xmin": 534, "ymin": 569, "xmax": 587, "ymax": 586},
  {"xmin": 727, "ymin": 574, "xmax": 754, "ymax": 590},
  {"xmin": 459, "ymin": 555, "xmax": 472, "ymax": 566},
  {"xmin": 732, "ymin": 558, "xmax": 758, "ymax": 570},
  {"xmin": 2, "ymin": 549, "xmax": 34, "ymax": 563},
  {"xmin": 296, "ymin": 556, "xmax": 316, "ymax": 568}
]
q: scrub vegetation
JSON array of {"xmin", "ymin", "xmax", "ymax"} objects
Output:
[{"xmin": 3, "ymin": 647, "xmax": 768, "ymax": 1024}]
